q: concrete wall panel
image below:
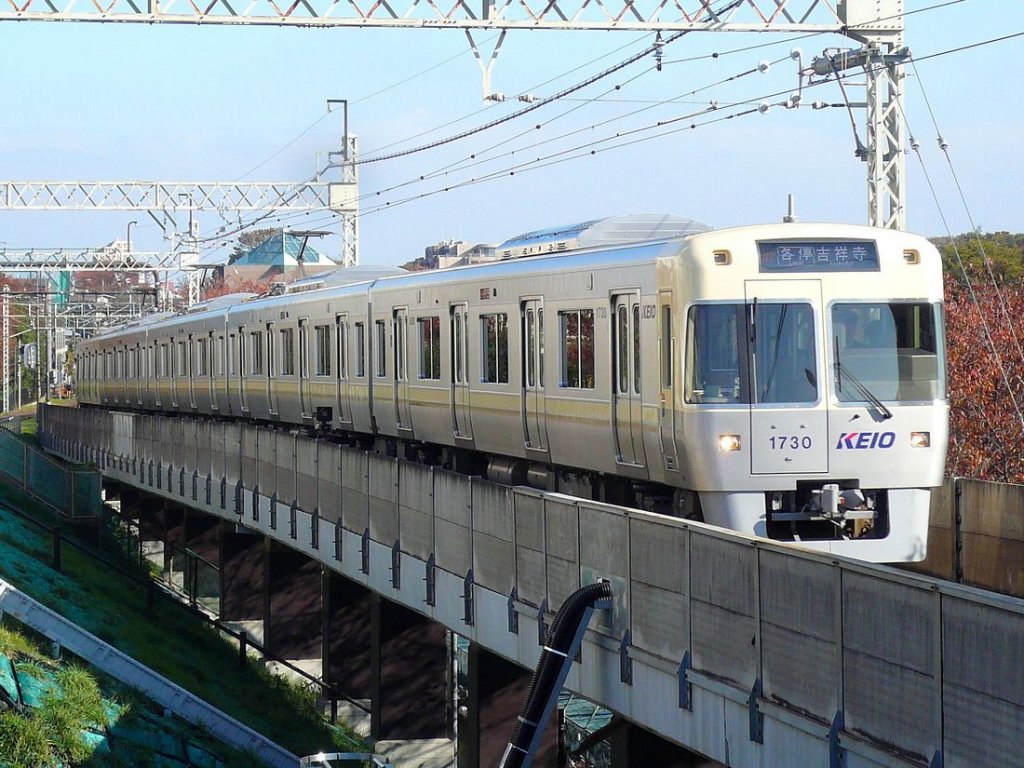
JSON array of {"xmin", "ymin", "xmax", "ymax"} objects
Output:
[
  {"xmin": 399, "ymin": 462, "xmax": 434, "ymax": 560},
  {"xmin": 690, "ymin": 599, "xmax": 756, "ymax": 687},
  {"xmin": 842, "ymin": 573, "xmax": 936, "ymax": 758},
  {"xmin": 256, "ymin": 428, "xmax": 277, "ymax": 496},
  {"xmin": 472, "ymin": 480, "xmax": 514, "ymax": 594},
  {"xmin": 959, "ymin": 479, "xmax": 1024, "ymax": 596},
  {"xmin": 760, "ymin": 551, "xmax": 837, "ymax": 720},
  {"xmin": 209, "ymin": 421, "xmax": 225, "ymax": 483},
  {"xmin": 194, "ymin": 419, "xmax": 211, "ymax": 478},
  {"xmin": 434, "ymin": 471, "xmax": 472, "ymax": 576},
  {"xmin": 223, "ymin": 422, "xmax": 242, "ymax": 488},
  {"xmin": 275, "ymin": 431, "xmax": 296, "ymax": 507},
  {"xmin": 691, "ymin": 534, "xmax": 754, "ymax": 617},
  {"xmin": 630, "ymin": 517, "xmax": 688, "ymax": 594},
  {"xmin": 843, "ymin": 572, "xmax": 934, "ymax": 674},
  {"xmin": 240, "ymin": 423, "xmax": 259, "ymax": 490},
  {"xmin": 318, "ymin": 442, "xmax": 343, "ymax": 524},
  {"xmin": 514, "ymin": 489, "xmax": 544, "ymax": 552},
  {"xmin": 171, "ymin": 418, "xmax": 186, "ymax": 470},
  {"xmin": 544, "ymin": 495, "xmax": 579, "ymax": 609},
  {"xmin": 843, "ymin": 649, "xmax": 934, "ymax": 761},
  {"xmin": 435, "ymin": 470, "xmax": 472, "ymax": 527},
  {"xmin": 944, "ymin": 685, "xmax": 1023, "ymax": 768},
  {"xmin": 513, "ymin": 490, "xmax": 546, "ymax": 608},
  {"xmin": 690, "ymin": 534, "xmax": 755, "ymax": 686},
  {"xmin": 295, "ymin": 436, "xmax": 318, "ymax": 514},
  {"xmin": 435, "ymin": 519, "xmax": 471, "ymax": 579},
  {"xmin": 340, "ymin": 448, "xmax": 369, "ymax": 534},
  {"xmin": 368, "ymin": 454, "xmax": 399, "ymax": 545},
  {"xmin": 630, "ymin": 581, "xmax": 686, "ymax": 662},
  {"xmin": 941, "ymin": 596, "xmax": 1023, "ymax": 710}
]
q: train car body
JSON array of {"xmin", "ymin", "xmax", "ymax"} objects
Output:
[{"xmin": 77, "ymin": 216, "xmax": 948, "ymax": 562}]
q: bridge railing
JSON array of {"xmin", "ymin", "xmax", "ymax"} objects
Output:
[
  {"xmin": 39, "ymin": 404, "xmax": 1024, "ymax": 768},
  {"xmin": 0, "ymin": 417, "xmax": 100, "ymax": 518}
]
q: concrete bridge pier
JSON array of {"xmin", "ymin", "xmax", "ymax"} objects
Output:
[
  {"xmin": 265, "ymin": 541, "xmax": 323, "ymax": 679},
  {"xmin": 369, "ymin": 594, "xmax": 449, "ymax": 742},
  {"xmin": 458, "ymin": 642, "xmax": 560, "ymax": 768},
  {"xmin": 219, "ymin": 523, "xmax": 266, "ymax": 647},
  {"xmin": 323, "ymin": 570, "xmax": 374, "ymax": 715}
]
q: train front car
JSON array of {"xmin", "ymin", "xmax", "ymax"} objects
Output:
[{"xmin": 674, "ymin": 223, "xmax": 948, "ymax": 562}]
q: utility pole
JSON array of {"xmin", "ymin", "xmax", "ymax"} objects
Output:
[{"xmin": 2, "ymin": 285, "xmax": 9, "ymax": 413}]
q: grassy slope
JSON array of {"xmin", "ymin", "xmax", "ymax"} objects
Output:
[{"xmin": 0, "ymin": 483, "xmax": 364, "ymax": 760}]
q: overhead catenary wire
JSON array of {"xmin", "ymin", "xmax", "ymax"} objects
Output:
[
  {"xmin": 200, "ymin": 16, "xmax": 1022, "ymax": 253},
  {"xmin": 894, "ymin": 87, "xmax": 1024, "ymax": 435},
  {"xmin": 352, "ymin": 0, "xmax": 747, "ymax": 167},
  {"xmin": 909, "ymin": 56, "xmax": 1024, "ymax": 376}
]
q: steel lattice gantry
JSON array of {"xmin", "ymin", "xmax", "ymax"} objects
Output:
[
  {"xmin": 0, "ymin": 2, "xmax": 908, "ymax": 228},
  {"xmin": 0, "ymin": 170, "xmax": 359, "ymax": 269},
  {"xmin": 0, "ymin": 0, "xmax": 854, "ymax": 31}
]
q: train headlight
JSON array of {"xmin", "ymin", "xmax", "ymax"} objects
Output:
[
  {"xmin": 718, "ymin": 434, "xmax": 742, "ymax": 452},
  {"xmin": 910, "ymin": 431, "xmax": 931, "ymax": 448}
]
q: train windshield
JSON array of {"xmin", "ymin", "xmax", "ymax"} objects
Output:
[
  {"xmin": 831, "ymin": 302, "xmax": 944, "ymax": 402},
  {"xmin": 685, "ymin": 302, "xmax": 818, "ymax": 405}
]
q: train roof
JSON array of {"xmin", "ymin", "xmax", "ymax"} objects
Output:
[{"xmin": 498, "ymin": 213, "xmax": 710, "ymax": 258}]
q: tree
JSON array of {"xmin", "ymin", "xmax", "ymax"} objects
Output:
[
  {"xmin": 201, "ymin": 273, "xmax": 274, "ymax": 301},
  {"xmin": 934, "ymin": 231, "xmax": 1024, "ymax": 284},
  {"xmin": 943, "ymin": 265, "xmax": 1024, "ymax": 482}
]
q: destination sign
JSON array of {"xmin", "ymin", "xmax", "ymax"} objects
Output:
[{"xmin": 757, "ymin": 241, "xmax": 879, "ymax": 273}]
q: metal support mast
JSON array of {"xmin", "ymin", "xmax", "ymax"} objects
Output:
[
  {"xmin": 2, "ymin": 286, "xmax": 9, "ymax": 413},
  {"xmin": 833, "ymin": 0, "xmax": 907, "ymax": 229}
]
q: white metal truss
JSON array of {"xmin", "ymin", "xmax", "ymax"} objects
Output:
[
  {"xmin": 1, "ymin": 181, "xmax": 329, "ymax": 212},
  {"xmin": 0, "ymin": 0, "xmax": 851, "ymax": 31},
  {"xmin": 2, "ymin": 287, "xmax": 9, "ymax": 412},
  {"xmin": 866, "ymin": 49, "xmax": 906, "ymax": 230},
  {"xmin": 0, "ymin": 248, "xmax": 180, "ymax": 272}
]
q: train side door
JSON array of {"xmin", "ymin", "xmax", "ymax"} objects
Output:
[
  {"xmin": 335, "ymin": 314, "xmax": 351, "ymax": 425},
  {"xmin": 299, "ymin": 318, "xmax": 312, "ymax": 420},
  {"xmin": 450, "ymin": 303, "xmax": 472, "ymax": 440},
  {"xmin": 155, "ymin": 343, "xmax": 163, "ymax": 408},
  {"xmin": 657, "ymin": 293, "xmax": 679, "ymax": 472},
  {"xmin": 186, "ymin": 335, "xmax": 197, "ymax": 409},
  {"xmin": 207, "ymin": 331, "xmax": 217, "ymax": 411},
  {"xmin": 237, "ymin": 328, "xmax": 249, "ymax": 413},
  {"xmin": 393, "ymin": 308, "xmax": 412, "ymax": 431},
  {"xmin": 170, "ymin": 338, "xmax": 179, "ymax": 409},
  {"xmin": 612, "ymin": 292, "xmax": 646, "ymax": 467},
  {"xmin": 744, "ymin": 279, "xmax": 828, "ymax": 474},
  {"xmin": 521, "ymin": 298, "xmax": 548, "ymax": 452},
  {"xmin": 266, "ymin": 322, "xmax": 278, "ymax": 416},
  {"xmin": 135, "ymin": 344, "xmax": 144, "ymax": 405}
]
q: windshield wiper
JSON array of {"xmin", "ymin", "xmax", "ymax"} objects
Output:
[{"xmin": 833, "ymin": 336, "xmax": 893, "ymax": 420}]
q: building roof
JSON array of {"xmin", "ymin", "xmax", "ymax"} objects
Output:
[{"xmin": 233, "ymin": 232, "xmax": 338, "ymax": 267}]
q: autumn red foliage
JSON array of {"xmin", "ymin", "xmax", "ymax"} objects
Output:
[
  {"xmin": 944, "ymin": 271, "xmax": 1024, "ymax": 482},
  {"xmin": 200, "ymin": 274, "xmax": 274, "ymax": 301}
]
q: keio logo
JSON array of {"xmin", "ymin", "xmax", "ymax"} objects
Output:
[{"xmin": 836, "ymin": 431, "xmax": 896, "ymax": 450}]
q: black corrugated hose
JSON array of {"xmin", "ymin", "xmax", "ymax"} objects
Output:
[{"xmin": 498, "ymin": 580, "xmax": 613, "ymax": 768}]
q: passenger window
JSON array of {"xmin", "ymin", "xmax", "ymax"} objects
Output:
[
  {"xmin": 375, "ymin": 320, "xmax": 386, "ymax": 378},
  {"xmin": 418, "ymin": 317, "xmax": 441, "ymax": 380},
  {"xmin": 559, "ymin": 309, "xmax": 595, "ymax": 389},
  {"xmin": 481, "ymin": 313, "xmax": 509, "ymax": 383},
  {"xmin": 355, "ymin": 323, "xmax": 366, "ymax": 377}
]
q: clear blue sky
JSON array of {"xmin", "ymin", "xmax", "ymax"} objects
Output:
[{"xmin": 0, "ymin": 0, "xmax": 1020, "ymax": 267}]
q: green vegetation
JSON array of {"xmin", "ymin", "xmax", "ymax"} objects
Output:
[
  {"xmin": 935, "ymin": 231, "xmax": 1024, "ymax": 283},
  {"xmin": 0, "ymin": 486, "xmax": 366, "ymax": 759}
]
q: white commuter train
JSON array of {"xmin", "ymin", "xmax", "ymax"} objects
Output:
[{"xmin": 76, "ymin": 215, "xmax": 949, "ymax": 562}]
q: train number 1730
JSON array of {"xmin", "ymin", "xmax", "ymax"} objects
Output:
[{"xmin": 769, "ymin": 436, "xmax": 813, "ymax": 450}]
